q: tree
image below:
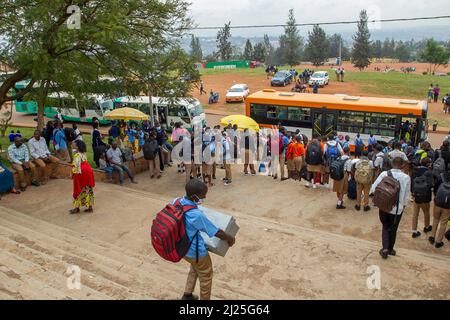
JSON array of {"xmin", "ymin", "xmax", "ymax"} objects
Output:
[
  {"xmin": 382, "ymin": 38, "xmax": 395, "ymax": 58},
  {"xmin": 216, "ymin": 22, "xmax": 232, "ymax": 61},
  {"xmin": 243, "ymin": 39, "xmax": 253, "ymax": 60},
  {"xmin": 190, "ymin": 35, "xmax": 203, "ymax": 61},
  {"xmin": 371, "ymin": 40, "xmax": 383, "ymax": 59},
  {"xmin": 351, "ymin": 10, "xmax": 372, "ymax": 71},
  {"xmin": 328, "ymin": 34, "xmax": 350, "ymax": 61},
  {"xmin": 279, "ymin": 9, "xmax": 303, "ymax": 66},
  {"xmin": 305, "ymin": 25, "xmax": 329, "ymax": 66},
  {"xmin": 420, "ymin": 39, "xmax": 450, "ymax": 74},
  {"xmin": 0, "ymin": 0, "xmax": 197, "ymax": 130},
  {"xmin": 394, "ymin": 41, "xmax": 411, "ymax": 62},
  {"xmin": 263, "ymin": 34, "xmax": 275, "ymax": 65},
  {"xmin": 252, "ymin": 43, "xmax": 266, "ymax": 62}
]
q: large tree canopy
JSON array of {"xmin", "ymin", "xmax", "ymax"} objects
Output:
[{"xmin": 0, "ymin": 0, "xmax": 198, "ymax": 128}]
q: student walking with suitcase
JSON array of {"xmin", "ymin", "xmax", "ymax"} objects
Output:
[{"xmin": 371, "ymin": 157, "xmax": 411, "ymax": 259}]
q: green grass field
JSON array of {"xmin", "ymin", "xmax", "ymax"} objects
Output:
[
  {"xmin": 201, "ymin": 66, "xmax": 450, "ymax": 99},
  {"xmin": 0, "ymin": 127, "xmax": 94, "ymax": 166}
]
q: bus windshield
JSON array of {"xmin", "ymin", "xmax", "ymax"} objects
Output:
[{"xmin": 189, "ymin": 102, "xmax": 204, "ymax": 117}]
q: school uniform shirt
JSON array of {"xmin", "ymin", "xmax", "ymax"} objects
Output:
[
  {"xmin": 340, "ymin": 155, "xmax": 353, "ymax": 173},
  {"xmin": 175, "ymin": 197, "xmax": 219, "ymax": 259},
  {"xmin": 53, "ymin": 128, "xmax": 67, "ymax": 150},
  {"xmin": 286, "ymin": 142, "xmax": 305, "ymax": 160},
  {"xmin": 388, "ymin": 149, "xmax": 408, "ymax": 162},
  {"xmin": 323, "ymin": 140, "xmax": 343, "ymax": 156},
  {"xmin": 368, "ymin": 136, "xmax": 377, "ymax": 146},
  {"xmin": 370, "ymin": 169, "xmax": 411, "ymax": 215},
  {"xmin": 373, "ymin": 152, "xmax": 385, "ymax": 169}
]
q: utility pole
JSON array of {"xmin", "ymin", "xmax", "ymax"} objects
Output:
[
  {"xmin": 338, "ymin": 39, "xmax": 342, "ymax": 66},
  {"xmin": 148, "ymin": 86, "xmax": 155, "ymax": 127}
]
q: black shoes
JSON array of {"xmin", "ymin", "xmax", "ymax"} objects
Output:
[
  {"xmin": 428, "ymin": 236, "xmax": 435, "ymax": 244},
  {"xmin": 181, "ymin": 293, "xmax": 199, "ymax": 300},
  {"xmin": 423, "ymin": 226, "xmax": 432, "ymax": 233},
  {"xmin": 435, "ymin": 242, "xmax": 444, "ymax": 249},
  {"xmin": 355, "ymin": 205, "xmax": 361, "ymax": 211},
  {"xmin": 379, "ymin": 249, "xmax": 389, "ymax": 259},
  {"xmin": 363, "ymin": 206, "xmax": 371, "ymax": 212},
  {"xmin": 31, "ymin": 181, "xmax": 40, "ymax": 187},
  {"xmin": 336, "ymin": 204, "xmax": 346, "ymax": 209},
  {"xmin": 412, "ymin": 231, "xmax": 421, "ymax": 238},
  {"xmin": 388, "ymin": 249, "xmax": 396, "ymax": 256}
]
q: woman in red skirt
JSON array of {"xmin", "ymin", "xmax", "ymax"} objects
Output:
[{"xmin": 70, "ymin": 140, "xmax": 95, "ymax": 214}]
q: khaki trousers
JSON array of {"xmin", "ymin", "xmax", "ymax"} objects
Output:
[
  {"xmin": 293, "ymin": 156, "xmax": 303, "ymax": 171},
  {"xmin": 279, "ymin": 155, "xmax": 286, "ymax": 178},
  {"xmin": 224, "ymin": 161, "xmax": 232, "ymax": 181},
  {"xmin": 147, "ymin": 157, "xmax": 159, "ymax": 178},
  {"xmin": 33, "ymin": 155, "xmax": 60, "ymax": 182},
  {"xmin": 356, "ymin": 182, "xmax": 371, "ymax": 206},
  {"xmin": 184, "ymin": 254, "xmax": 213, "ymax": 300},
  {"xmin": 12, "ymin": 162, "xmax": 38, "ymax": 188},
  {"xmin": 431, "ymin": 205, "xmax": 450, "ymax": 243},
  {"xmin": 412, "ymin": 202, "xmax": 431, "ymax": 231},
  {"xmin": 185, "ymin": 163, "xmax": 199, "ymax": 183}
]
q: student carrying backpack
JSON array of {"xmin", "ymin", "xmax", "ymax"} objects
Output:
[
  {"xmin": 151, "ymin": 198, "xmax": 198, "ymax": 263},
  {"xmin": 306, "ymin": 142, "xmax": 323, "ymax": 165},
  {"xmin": 355, "ymin": 159, "xmax": 373, "ymax": 185},
  {"xmin": 330, "ymin": 156, "xmax": 348, "ymax": 181},
  {"xmin": 325, "ymin": 142, "xmax": 340, "ymax": 166},
  {"xmin": 432, "ymin": 150, "xmax": 446, "ymax": 178},
  {"xmin": 373, "ymin": 170, "xmax": 401, "ymax": 214}
]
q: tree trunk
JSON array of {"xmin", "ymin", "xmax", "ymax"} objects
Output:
[
  {"xmin": 37, "ymin": 80, "xmax": 50, "ymax": 131},
  {"xmin": 148, "ymin": 87, "xmax": 155, "ymax": 127}
]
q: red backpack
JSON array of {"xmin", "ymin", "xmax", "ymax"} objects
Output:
[{"xmin": 151, "ymin": 198, "xmax": 197, "ymax": 263}]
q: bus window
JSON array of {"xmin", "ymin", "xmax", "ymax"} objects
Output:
[
  {"xmin": 267, "ymin": 105, "xmax": 287, "ymax": 120},
  {"xmin": 250, "ymin": 104, "xmax": 267, "ymax": 118},
  {"xmin": 364, "ymin": 113, "xmax": 396, "ymax": 136},
  {"xmin": 337, "ymin": 111, "xmax": 364, "ymax": 133},
  {"xmin": 288, "ymin": 107, "xmax": 310, "ymax": 122}
]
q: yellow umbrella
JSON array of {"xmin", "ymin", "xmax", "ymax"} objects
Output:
[
  {"xmin": 220, "ymin": 114, "xmax": 260, "ymax": 132},
  {"xmin": 104, "ymin": 107, "xmax": 149, "ymax": 121}
]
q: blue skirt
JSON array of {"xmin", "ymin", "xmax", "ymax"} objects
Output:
[{"xmin": 0, "ymin": 163, "xmax": 14, "ymax": 193}]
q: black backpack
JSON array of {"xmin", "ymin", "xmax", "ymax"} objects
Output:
[
  {"xmin": 64, "ymin": 127, "xmax": 76, "ymax": 142},
  {"xmin": 330, "ymin": 157, "xmax": 348, "ymax": 181},
  {"xmin": 435, "ymin": 174, "xmax": 450, "ymax": 209},
  {"xmin": 306, "ymin": 143, "xmax": 323, "ymax": 165},
  {"xmin": 143, "ymin": 141, "xmax": 158, "ymax": 160},
  {"xmin": 378, "ymin": 153, "xmax": 392, "ymax": 172},
  {"xmin": 412, "ymin": 175, "xmax": 432, "ymax": 203}
]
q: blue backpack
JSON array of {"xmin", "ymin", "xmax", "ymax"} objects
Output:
[{"xmin": 326, "ymin": 143, "xmax": 339, "ymax": 164}]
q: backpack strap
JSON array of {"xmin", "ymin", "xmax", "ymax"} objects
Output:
[
  {"xmin": 174, "ymin": 197, "xmax": 197, "ymax": 213},
  {"xmin": 387, "ymin": 170, "xmax": 401, "ymax": 216}
]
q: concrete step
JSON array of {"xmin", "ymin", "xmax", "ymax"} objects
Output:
[
  {"xmin": 0, "ymin": 223, "xmax": 150, "ymax": 299},
  {"xmin": 0, "ymin": 206, "xmax": 262, "ymax": 299}
]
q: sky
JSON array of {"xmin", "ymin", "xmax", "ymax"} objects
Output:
[{"xmin": 189, "ymin": 0, "xmax": 450, "ymax": 38}]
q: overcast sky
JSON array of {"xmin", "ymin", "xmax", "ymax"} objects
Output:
[{"xmin": 189, "ymin": 0, "xmax": 450, "ymax": 37}]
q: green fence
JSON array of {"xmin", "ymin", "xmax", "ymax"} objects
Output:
[{"xmin": 205, "ymin": 60, "xmax": 250, "ymax": 69}]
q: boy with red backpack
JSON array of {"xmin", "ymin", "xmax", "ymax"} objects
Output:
[
  {"xmin": 371, "ymin": 157, "xmax": 411, "ymax": 259},
  {"xmin": 151, "ymin": 179, "xmax": 235, "ymax": 300}
]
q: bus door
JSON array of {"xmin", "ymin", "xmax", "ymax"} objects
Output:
[{"xmin": 312, "ymin": 109, "xmax": 337, "ymax": 138}]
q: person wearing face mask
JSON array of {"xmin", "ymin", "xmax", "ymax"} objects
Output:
[
  {"xmin": 8, "ymin": 136, "xmax": 40, "ymax": 191},
  {"xmin": 178, "ymin": 179, "xmax": 236, "ymax": 300},
  {"xmin": 28, "ymin": 130, "xmax": 60, "ymax": 184}
]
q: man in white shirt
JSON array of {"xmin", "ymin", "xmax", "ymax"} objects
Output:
[
  {"xmin": 388, "ymin": 142, "xmax": 408, "ymax": 162},
  {"xmin": 28, "ymin": 130, "xmax": 60, "ymax": 184},
  {"xmin": 370, "ymin": 157, "xmax": 411, "ymax": 259},
  {"xmin": 106, "ymin": 142, "xmax": 137, "ymax": 186}
]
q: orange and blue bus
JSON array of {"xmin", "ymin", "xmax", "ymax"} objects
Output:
[{"xmin": 246, "ymin": 89, "xmax": 428, "ymax": 147}]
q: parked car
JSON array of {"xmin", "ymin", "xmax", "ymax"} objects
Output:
[
  {"xmin": 270, "ymin": 71, "xmax": 293, "ymax": 87},
  {"xmin": 308, "ymin": 71, "xmax": 329, "ymax": 87},
  {"xmin": 225, "ymin": 84, "xmax": 250, "ymax": 103}
]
